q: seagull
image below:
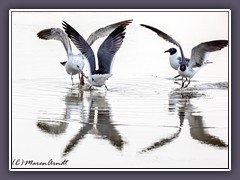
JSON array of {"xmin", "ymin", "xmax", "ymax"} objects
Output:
[
  {"xmin": 62, "ymin": 21, "xmax": 128, "ymax": 90},
  {"xmin": 164, "ymin": 48, "xmax": 190, "ymax": 78},
  {"xmin": 140, "ymin": 24, "xmax": 228, "ymax": 88},
  {"xmin": 37, "ymin": 19, "xmax": 132, "ymax": 85},
  {"xmin": 37, "ymin": 27, "xmax": 85, "ymax": 85}
]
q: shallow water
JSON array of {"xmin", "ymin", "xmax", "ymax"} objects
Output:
[{"xmin": 10, "ymin": 10, "xmax": 229, "ymax": 169}]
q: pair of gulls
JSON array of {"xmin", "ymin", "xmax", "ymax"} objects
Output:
[
  {"xmin": 37, "ymin": 19, "xmax": 132, "ymax": 89},
  {"xmin": 37, "ymin": 20, "xmax": 228, "ymax": 89}
]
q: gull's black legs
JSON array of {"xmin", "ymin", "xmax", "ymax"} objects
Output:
[
  {"xmin": 104, "ymin": 84, "xmax": 109, "ymax": 90},
  {"xmin": 184, "ymin": 78, "xmax": 191, "ymax": 88},
  {"xmin": 181, "ymin": 77, "xmax": 188, "ymax": 88},
  {"xmin": 174, "ymin": 74, "xmax": 180, "ymax": 78},
  {"xmin": 71, "ymin": 75, "xmax": 74, "ymax": 85},
  {"xmin": 181, "ymin": 77, "xmax": 185, "ymax": 88}
]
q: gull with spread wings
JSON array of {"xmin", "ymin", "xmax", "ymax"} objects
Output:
[
  {"xmin": 140, "ymin": 24, "xmax": 228, "ymax": 88},
  {"xmin": 63, "ymin": 21, "xmax": 129, "ymax": 90},
  {"xmin": 37, "ymin": 19, "xmax": 132, "ymax": 85}
]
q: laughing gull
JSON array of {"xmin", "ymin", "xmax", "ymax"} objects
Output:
[
  {"xmin": 140, "ymin": 24, "xmax": 228, "ymax": 88},
  {"xmin": 62, "ymin": 21, "xmax": 129, "ymax": 89},
  {"xmin": 164, "ymin": 48, "xmax": 190, "ymax": 78},
  {"xmin": 37, "ymin": 19, "xmax": 132, "ymax": 85}
]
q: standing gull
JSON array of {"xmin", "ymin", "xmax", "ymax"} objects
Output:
[
  {"xmin": 37, "ymin": 19, "xmax": 132, "ymax": 85},
  {"xmin": 140, "ymin": 24, "xmax": 228, "ymax": 88},
  {"xmin": 62, "ymin": 21, "xmax": 128, "ymax": 89}
]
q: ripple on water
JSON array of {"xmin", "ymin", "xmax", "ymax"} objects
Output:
[{"xmin": 169, "ymin": 81, "xmax": 228, "ymax": 99}]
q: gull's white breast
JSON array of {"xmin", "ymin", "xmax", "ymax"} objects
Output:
[
  {"xmin": 169, "ymin": 54, "xmax": 180, "ymax": 70},
  {"xmin": 178, "ymin": 66, "xmax": 200, "ymax": 79},
  {"xmin": 91, "ymin": 74, "xmax": 112, "ymax": 87}
]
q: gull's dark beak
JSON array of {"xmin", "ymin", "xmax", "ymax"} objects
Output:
[{"xmin": 164, "ymin": 49, "xmax": 169, "ymax": 53}]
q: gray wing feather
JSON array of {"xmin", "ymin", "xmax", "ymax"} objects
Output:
[
  {"xmin": 37, "ymin": 28, "xmax": 72, "ymax": 55},
  {"xmin": 86, "ymin": 19, "xmax": 132, "ymax": 46},
  {"xmin": 96, "ymin": 24, "xmax": 126, "ymax": 74},
  {"xmin": 140, "ymin": 24, "xmax": 180, "ymax": 46},
  {"xmin": 190, "ymin": 40, "xmax": 228, "ymax": 68},
  {"xmin": 62, "ymin": 21, "xmax": 96, "ymax": 74},
  {"xmin": 140, "ymin": 24, "xmax": 186, "ymax": 63}
]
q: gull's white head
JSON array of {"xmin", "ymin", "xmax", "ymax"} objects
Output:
[{"xmin": 68, "ymin": 54, "xmax": 85, "ymax": 72}]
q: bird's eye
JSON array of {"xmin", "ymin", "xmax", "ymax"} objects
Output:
[{"xmin": 77, "ymin": 65, "xmax": 80, "ymax": 68}]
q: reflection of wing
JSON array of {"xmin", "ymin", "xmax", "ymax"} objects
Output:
[
  {"xmin": 37, "ymin": 28, "xmax": 72, "ymax": 55},
  {"xmin": 168, "ymin": 92, "xmax": 228, "ymax": 148},
  {"xmin": 63, "ymin": 123, "xmax": 93, "ymax": 156},
  {"xmin": 98, "ymin": 124, "xmax": 125, "ymax": 150},
  {"xmin": 37, "ymin": 87, "xmax": 84, "ymax": 138},
  {"xmin": 90, "ymin": 92, "xmax": 125, "ymax": 150},
  {"xmin": 97, "ymin": 110, "xmax": 124, "ymax": 150},
  {"xmin": 37, "ymin": 120, "xmax": 68, "ymax": 134},
  {"xmin": 140, "ymin": 128, "xmax": 181, "ymax": 153},
  {"xmin": 62, "ymin": 91, "xmax": 124, "ymax": 156},
  {"xmin": 61, "ymin": 93, "xmax": 92, "ymax": 156},
  {"xmin": 188, "ymin": 114, "xmax": 228, "ymax": 147},
  {"xmin": 87, "ymin": 19, "xmax": 132, "ymax": 46},
  {"xmin": 175, "ymin": 93, "xmax": 228, "ymax": 148}
]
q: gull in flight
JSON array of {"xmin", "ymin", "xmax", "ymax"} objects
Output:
[
  {"xmin": 62, "ymin": 21, "xmax": 129, "ymax": 90},
  {"xmin": 140, "ymin": 24, "xmax": 228, "ymax": 88},
  {"xmin": 37, "ymin": 19, "xmax": 132, "ymax": 85}
]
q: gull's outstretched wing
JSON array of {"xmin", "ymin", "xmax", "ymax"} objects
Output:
[
  {"xmin": 87, "ymin": 19, "xmax": 132, "ymax": 46},
  {"xmin": 190, "ymin": 40, "xmax": 228, "ymax": 68},
  {"xmin": 62, "ymin": 21, "xmax": 96, "ymax": 76},
  {"xmin": 96, "ymin": 24, "xmax": 126, "ymax": 74},
  {"xmin": 37, "ymin": 28, "xmax": 72, "ymax": 55},
  {"xmin": 140, "ymin": 24, "xmax": 187, "ymax": 63}
]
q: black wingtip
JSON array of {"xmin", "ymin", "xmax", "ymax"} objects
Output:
[
  {"xmin": 62, "ymin": 21, "xmax": 78, "ymax": 38},
  {"xmin": 125, "ymin": 19, "xmax": 133, "ymax": 25},
  {"xmin": 62, "ymin": 20, "xmax": 68, "ymax": 26},
  {"xmin": 139, "ymin": 24, "xmax": 163, "ymax": 35},
  {"xmin": 37, "ymin": 28, "xmax": 52, "ymax": 39},
  {"xmin": 140, "ymin": 24, "xmax": 149, "ymax": 28},
  {"xmin": 208, "ymin": 40, "xmax": 229, "ymax": 49},
  {"xmin": 114, "ymin": 19, "xmax": 133, "ymax": 27},
  {"xmin": 62, "ymin": 21, "xmax": 72, "ymax": 30},
  {"xmin": 139, "ymin": 24, "xmax": 159, "ymax": 32},
  {"xmin": 60, "ymin": 61, "xmax": 67, "ymax": 66},
  {"xmin": 109, "ymin": 24, "xmax": 127, "ymax": 39},
  {"xmin": 62, "ymin": 21, "xmax": 70, "ymax": 31}
]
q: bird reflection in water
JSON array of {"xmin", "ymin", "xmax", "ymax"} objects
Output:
[
  {"xmin": 37, "ymin": 86, "xmax": 124, "ymax": 157},
  {"xmin": 37, "ymin": 87, "xmax": 84, "ymax": 135},
  {"xmin": 141, "ymin": 91, "xmax": 228, "ymax": 153}
]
